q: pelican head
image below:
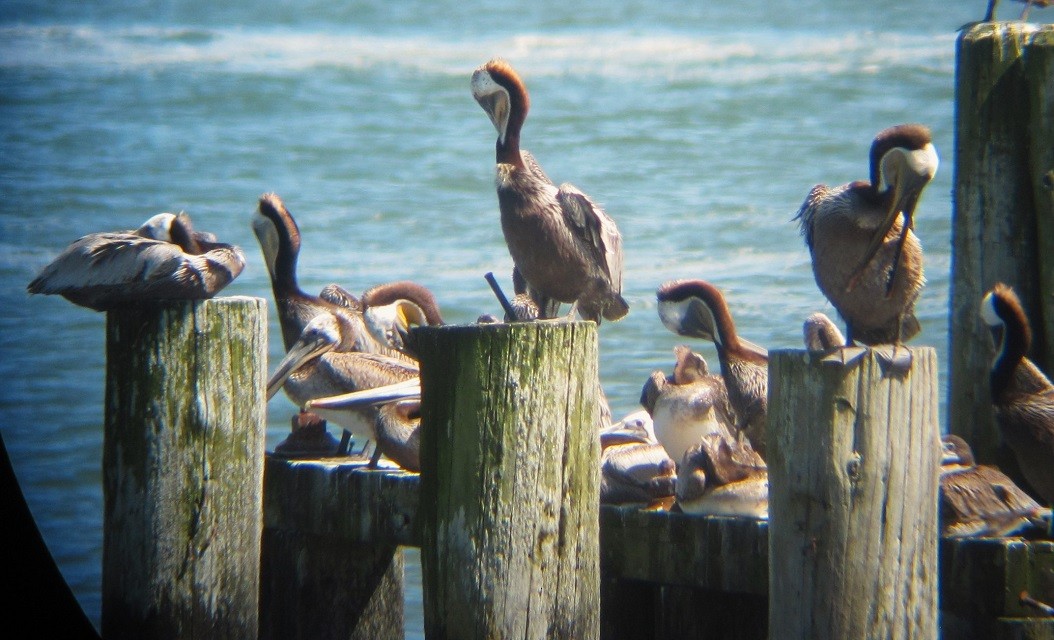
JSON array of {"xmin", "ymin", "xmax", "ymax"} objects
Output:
[
  {"xmin": 137, "ymin": 212, "xmax": 179, "ymax": 241},
  {"xmin": 253, "ymin": 192, "xmax": 300, "ymax": 283},
  {"xmin": 656, "ymin": 279, "xmax": 723, "ymax": 345},
  {"xmin": 803, "ymin": 312, "xmax": 846, "ymax": 352},
  {"xmin": 850, "ymin": 124, "xmax": 938, "ymax": 292},
  {"xmin": 471, "ymin": 59, "xmax": 529, "ymax": 147},
  {"xmin": 600, "ymin": 410, "xmax": 656, "ymax": 448},
  {"xmin": 266, "ymin": 313, "xmax": 345, "ymax": 400},
  {"xmin": 981, "ymin": 282, "xmax": 1032, "ymax": 370},
  {"xmin": 941, "ymin": 434, "xmax": 975, "ymax": 467},
  {"xmin": 361, "ymin": 280, "xmax": 444, "ymax": 357}
]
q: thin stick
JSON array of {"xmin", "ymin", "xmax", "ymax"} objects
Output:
[{"xmin": 484, "ymin": 272, "xmax": 518, "ymax": 320}]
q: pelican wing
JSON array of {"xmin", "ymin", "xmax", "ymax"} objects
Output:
[
  {"xmin": 556, "ymin": 183, "xmax": 624, "ymax": 291},
  {"xmin": 941, "ymin": 465, "xmax": 1046, "ymax": 537},
  {"xmin": 314, "ymin": 352, "xmax": 419, "ymax": 394},
  {"xmin": 28, "ymin": 231, "xmax": 244, "ymax": 305},
  {"xmin": 606, "ymin": 443, "xmax": 673, "ymax": 483},
  {"xmin": 793, "ymin": 183, "xmax": 832, "ymax": 250}
]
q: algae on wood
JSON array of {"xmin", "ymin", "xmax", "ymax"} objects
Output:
[
  {"xmin": 102, "ymin": 297, "xmax": 266, "ymax": 639},
  {"xmin": 415, "ymin": 322, "xmax": 601, "ymax": 640}
]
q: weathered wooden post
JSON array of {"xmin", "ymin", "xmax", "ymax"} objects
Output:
[
  {"xmin": 767, "ymin": 348, "xmax": 940, "ymax": 640},
  {"xmin": 414, "ymin": 322, "xmax": 601, "ymax": 640},
  {"xmin": 259, "ymin": 456, "xmax": 412, "ymax": 640},
  {"xmin": 949, "ymin": 23, "xmax": 1054, "ymax": 467},
  {"xmin": 102, "ymin": 297, "xmax": 266, "ymax": 639}
]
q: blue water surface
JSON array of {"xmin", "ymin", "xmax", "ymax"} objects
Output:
[{"xmin": 0, "ymin": 0, "xmax": 987, "ymax": 633}]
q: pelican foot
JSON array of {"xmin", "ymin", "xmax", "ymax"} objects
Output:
[
  {"xmin": 871, "ymin": 344, "xmax": 913, "ymax": 371},
  {"xmin": 368, "ymin": 447, "xmax": 383, "ymax": 469},
  {"xmin": 272, "ymin": 413, "xmax": 342, "ymax": 459},
  {"xmin": 819, "ymin": 346, "xmax": 868, "ymax": 368},
  {"xmin": 337, "ymin": 430, "xmax": 352, "ymax": 456}
]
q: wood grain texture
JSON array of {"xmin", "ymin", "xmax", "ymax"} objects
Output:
[
  {"xmin": 262, "ymin": 457, "xmax": 420, "ymax": 546},
  {"xmin": 259, "ymin": 456, "xmax": 413, "ymax": 639},
  {"xmin": 950, "ymin": 23, "xmax": 1054, "ymax": 468},
  {"xmin": 941, "ymin": 538, "xmax": 1054, "ymax": 640},
  {"xmin": 259, "ymin": 529, "xmax": 405, "ymax": 640},
  {"xmin": 102, "ymin": 297, "xmax": 266, "ymax": 639},
  {"xmin": 767, "ymin": 348, "xmax": 940, "ymax": 640},
  {"xmin": 600, "ymin": 507, "xmax": 767, "ymax": 595},
  {"xmin": 415, "ymin": 322, "xmax": 601, "ymax": 640}
]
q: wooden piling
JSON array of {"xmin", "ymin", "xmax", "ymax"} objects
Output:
[
  {"xmin": 102, "ymin": 297, "xmax": 266, "ymax": 639},
  {"xmin": 414, "ymin": 322, "xmax": 601, "ymax": 640},
  {"xmin": 767, "ymin": 348, "xmax": 940, "ymax": 640},
  {"xmin": 949, "ymin": 23, "xmax": 1054, "ymax": 467},
  {"xmin": 259, "ymin": 458, "xmax": 417, "ymax": 640}
]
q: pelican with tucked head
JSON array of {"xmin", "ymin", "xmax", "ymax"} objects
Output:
[
  {"xmin": 676, "ymin": 432, "xmax": 768, "ymax": 518},
  {"xmin": 939, "ymin": 434, "xmax": 1049, "ymax": 538},
  {"xmin": 599, "ymin": 410, "xmax": 677, "ymax": 506},
  {"xmin": 640, "ymin": 345, "xmax": 736, "ymax": 466},
  {"xmin": 28, "ymin": 211, "xmax": 245, "ymax": 311},
  {"xmin": 471, "ymin": 58, "xmax": 628, "ymax": 324},
  {"xmin": 795, "ymin": 124, "xmax": 938, "ymax": 368}
]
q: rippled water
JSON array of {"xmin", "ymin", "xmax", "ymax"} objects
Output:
[{"xmin": 0, "ymin": 0, "xmax": 986, "ymax": 633}]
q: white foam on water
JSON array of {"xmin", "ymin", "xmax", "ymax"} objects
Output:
[{"xmin": 0, "ymin": 24, "xmax": 955, "ymax": 81}]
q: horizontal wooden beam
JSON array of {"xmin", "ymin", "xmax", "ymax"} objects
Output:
[
  {"xmin": 262, "ymin": 456, "xmax": 421, "ymax": 547},
  {"xmin": 600, "ymin": 507, "xmax": 768, "ymax": 596},
  {"xmin": 261, "ymin": 456, "xmax": 1054, "ymax": 634}
]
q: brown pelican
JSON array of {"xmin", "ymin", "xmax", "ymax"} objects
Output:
[
  {"xmin": 599, "ymin": 410, "xmax": 677, "ymax": 506},
  {"xmin": 675, "ymin": 432, "xmax": 768, "ymax": 518},
  {"xmin": 272, "ymin": 412, "xmax": 343, "ymax": 459},
  {"xmin": 939, "ymin": 434, "xmax": 1049, "ymax": 538},
  {"xmin": 640, "ymin": 345, "xmax": 736, "ymax": 466},
  {"xmin": 360, "ymin": 280, "xmax": 445, "ymax": 358},
  {"xmin": 795, "ymin": 124, "xmax": 938, "ymax": 366},
  {"xmin": 982, "ymin": 282, "xmax": 1054, "ymax": 507},
  {"xmin": 984, "ymin": 0, "xmax": 1051, "ymax": 21},
  {"xmin": 305, "ymin": 377, "xmax": 424, "ymax": 471},
  {"xmin": 252, "ymin": 192, "xmax": 382, "ymax": 354},
  {"xmin": 471, "ymin": 58, "xmax": 628, "ymax": 324},
  {"xmin": 265, "ymin": 311, "xmax": 420, "ymax": 464},
  {"xmin": 657, "ymin": 279, "xmax": 769, "ymax": 457},
  {"xmin": 27, "ymin": 212, "xmax": 245, "ymax": 311},
  {"xmin": 803, "ymin": 311, "xmax": 867, "ymax": 366}
]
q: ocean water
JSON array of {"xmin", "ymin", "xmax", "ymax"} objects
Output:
[{"xmin": 1, "ymin": 0, "xmax": 988, "ymax": 633}]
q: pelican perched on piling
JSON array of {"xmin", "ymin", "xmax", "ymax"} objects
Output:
[
  {"xmin": 939, "ymin": 434, "xmax": 1049, "ymax": 538},
  {"xmin": 657, "ymin": 279, "xmax": 769, "ymax": 457},
  {"xmin": 599, "ymin": 410, "xmax": 677, "ymax": 506},
  {"xmin": 265, "ymin": 311, "xmax": 421, "ymax": 468},
  {"xmin": 27, "ymin": 212, "xmax": 245, "ymax": 311},
  {"xmin": 676, "ymin": 432, "xmax": 768, "ymax": 518},
  {"xmin": 471, "ymin": 58, "xmax": 628, "ymax": 324},
  {"xmin": 982, "ymin": 282, "xmax": 1054, "ymax": 507},
  {"xmin": 795, "ymin": 124, "xmax": 938, "ymax": 368},
  {"xmin": 640, "ymin": 345, "xmax": 736, "ymax": 466}
]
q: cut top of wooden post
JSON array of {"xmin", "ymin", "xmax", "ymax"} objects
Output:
[
  {"xmin": 413, "ymin": 321, "xmax": 601, "ymax": 640},
  {"xmin": 767, "ymin": 347, "xmax": 940, "ymax": 640}
]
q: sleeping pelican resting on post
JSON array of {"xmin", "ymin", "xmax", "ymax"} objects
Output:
[
  {"xmin": 795, "ymin": 124, "xmax": 938, "ymax": 369},
  {"xmin": 471, "ymin": 58, "xmax": 628, "ymax": 324},
  {"xmin": 27, "ymin": 211, "xmax": 245, "ymax": 311}
]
